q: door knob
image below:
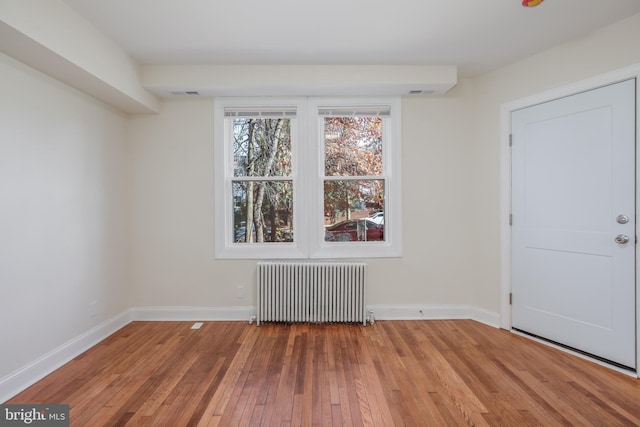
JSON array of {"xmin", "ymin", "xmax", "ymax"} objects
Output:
[{"xmin": 615, "ymin": 234, "xmax": 629, "ymax": 244}]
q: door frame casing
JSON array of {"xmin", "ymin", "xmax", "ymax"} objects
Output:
[{"xmin": 499, "ymin": 64, "xmax": 640, "ymax": 374}]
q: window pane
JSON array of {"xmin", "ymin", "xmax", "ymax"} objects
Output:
[
  {"xmin": 324, "ymin": 180, "xmax": 384, "ymax": 242},
  {"xmin": 324, "ymin": 117, "xmax": 382, "ymax": 176},
  {"xmin": 233, "ymin": 118, "xmax": 292, "ymax": 177},
  {"xmin": 233, "ymin": 181, "xmax": 293, "ymax": 243}
]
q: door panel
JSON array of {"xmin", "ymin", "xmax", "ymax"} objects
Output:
[{"xmin": 511, "ymin": 79, "xmax": 636, "ymax": 369}]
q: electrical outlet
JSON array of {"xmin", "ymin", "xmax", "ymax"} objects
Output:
[{"xmin": 236, "ymin": 286, "xmax": 245, "ymax": 299}]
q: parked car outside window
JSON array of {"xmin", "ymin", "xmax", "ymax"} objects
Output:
[
  {"xmin": 325, "ymin": 219, "xmax": 384, "ymax": 242},
  {"xmin": 366, "ymin": 211, "xmax": 384, "ymax": 225}
]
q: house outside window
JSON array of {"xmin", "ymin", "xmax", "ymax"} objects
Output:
[{"xmin": 214, "ymin": 97, "xmax": 401, "ymax": 259}]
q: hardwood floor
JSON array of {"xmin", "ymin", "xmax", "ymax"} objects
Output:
[{"xmin": 7, "ymin": 320, "xmax": 639, "ymax": 426}]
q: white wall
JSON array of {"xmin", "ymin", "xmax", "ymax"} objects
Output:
[
  {"xmin": 128, "ymin": 7, "xmax": 640, "ymax": 318},
  {"xmin": 469, "ymin": 13, "xmax": 640, "ymax": 314},
  {"xmin": 0, "ymin": 53, "xmax": 130, "ymax": 383},
  {"xmin": 0, "ymin": 0, "xmax": 158, "ymax": 113},
  {"xmin": 127, "ymin": 81, "xmax": 477, "ymax": 312}
]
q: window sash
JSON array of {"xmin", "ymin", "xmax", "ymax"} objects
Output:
[
  {"xmin": 322, "ymin": 115, "xmax": 385, "ymax": 178},
  {"xmin": 310, "ymin": 98, "xmax": 400, "ymax": 258}
]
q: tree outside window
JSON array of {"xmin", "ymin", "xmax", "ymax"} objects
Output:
[
  {"xmin": 214, "ymin": 97, "xmax": 401, "ymax": 259},
  {"xmin": 323, "ymin": 116, "xmax": 385, "ymax": 242},
  {"xmin": 232, "ymin": 117, "xmax": 293, "ymax": 243}
]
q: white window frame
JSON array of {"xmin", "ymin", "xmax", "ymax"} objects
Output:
[{"xmin": 214, "ymin": 97, "xmax": 402, "ymax": 259}]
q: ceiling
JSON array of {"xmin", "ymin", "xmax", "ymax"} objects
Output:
[{"xmin": 60, "ymin": 0, "xmax": 640, "ymax": 78}]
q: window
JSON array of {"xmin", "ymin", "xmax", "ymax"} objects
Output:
[{"xmin": 214, "ymin": 97, "xmax": 401, "ymax": 259}]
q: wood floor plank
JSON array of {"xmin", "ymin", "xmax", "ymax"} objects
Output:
[
  {"xmin": 367, "ymin": 324, "xmax": 446, "ymax": 426},
  {"xmin": 407, "ymin": 328, "xmax": 490, "ymax": 425},
  {"xmin": 6, "ymin": 320, "xmax": 639, "ymax": 426},
  {"xmin": 194, "ymin": 325, "xmax": 258, "ymax": 426},
  {"xmin": 335, "ymin": 327, "xmax": 364, "ymax": 427},
  {"xmin": 353, "ymin": 330, "xmax": 396, "ymax": 426},
  {"xmin": 498, "ymin": 361, "xmax": 594, "ymax": 426}
]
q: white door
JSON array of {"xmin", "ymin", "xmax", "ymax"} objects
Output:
[{"xmin": 511, "ymin": 79, "xmax": 636, "ymax": 369}]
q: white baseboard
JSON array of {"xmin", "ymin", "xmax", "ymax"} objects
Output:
[
  {"xmin": 470, "ymin": 307, "xmax": 501, "ymax": 328},
  {"xmin": 132, "ymin": 306, "xmax": 256, "ymax": 322},
  {"xmin": 1, "ymin": 304, "xmax": 499, "ymax": 403},
  {"xmin": 130, "ymin": 305, "xmax": 500, "ymax": 326},
  {"xmin": 368, "ymin": 304, "xmax": 500, "ymax": 328},
  {"xmin": 0, "ymin": 309, "xmax": 134, "ymax": 404}
]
